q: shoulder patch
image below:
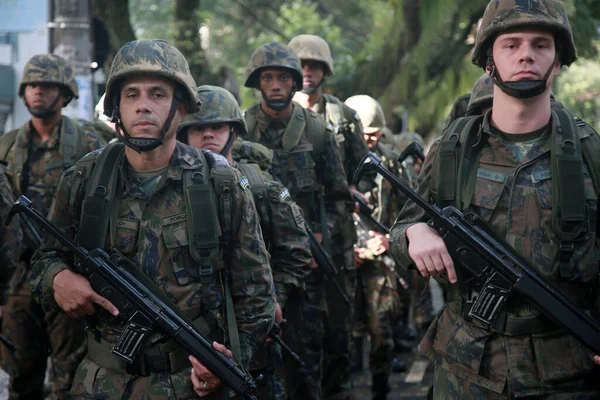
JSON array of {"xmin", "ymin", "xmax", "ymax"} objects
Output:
[
  {"xmin": 279, "ymin": 187, "xmax": 290, "ymax": 201},
  {"xmin": 239, "ymin": 175, "xmax": 250, "ymax": 190}
]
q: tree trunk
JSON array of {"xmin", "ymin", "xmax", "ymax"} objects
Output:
[
  {"xmin": 174, "ymin": 0, "xmax": 207, "ymax": 83},
  {"xmin": 92, "ymin": 0, "xmax": 136, "ymax": 71}
]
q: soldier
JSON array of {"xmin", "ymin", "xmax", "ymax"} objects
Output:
[
  {"xmin": 466, "ymin": 73, "xmax": 495, "ymax": 116},
  {"xmin": 0, "ymin": 53, "xmax": 106, "ymax": 399},
  {"xmin": 177, "ymin": 84, "xmax": 313, "ymax": 399},
  {"xmin": 288, "ymin": 34, "xmax": 368, "ymax": 399},
  {"xmin": 30, "ymin": 39, "xmax": 275, "ymax": 399},
  {"xmin": 243, "ymin": 41, "xmax": 352, "ymax": 400},
  {"xmin": 390, "ymin": 0, "xmax": 600, "ymax": 398},
  {"xmin": 344, "ymin": 95, "xmax": 401, "ymax": 399}
]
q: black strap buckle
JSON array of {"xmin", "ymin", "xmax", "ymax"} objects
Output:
[
  {"xmin": 559, "ymin": 241, "xmax": 575, "ymax": 262},
  {"xmin": 199, "ymin": 265, "xmax": 214, "ymax": 277}
]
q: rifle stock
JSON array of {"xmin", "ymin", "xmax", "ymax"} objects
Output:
[
  {"xmin": 7, "ymin": 195, "xmax": 258, "ymax": 400},
  {"xmin": 354, "ymin": 152, "xmax": 600, "ymax": 355}
]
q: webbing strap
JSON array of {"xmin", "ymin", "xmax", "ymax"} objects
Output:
[
  {"xmin": 183, "ymin": 164, "xmax": 221, "ymax": 278},
  {"xmin": 78, "ymin": 143, "xmax": 125, "ymax": 250},
  {"xmin": 552, "ymin": 109, "xmax": 586, "ymax": 277},
  {"xmin": 237, "ymin": 163, "xmax": 272, "ymax": 245},
  {"xmin": 281, "ymin": 106, "xmax": 307, "ymax": 150}
]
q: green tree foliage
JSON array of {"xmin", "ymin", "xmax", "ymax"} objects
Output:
[{"xmin": 97, "ymin": 0, "xmax": 600, "ymax": 136}]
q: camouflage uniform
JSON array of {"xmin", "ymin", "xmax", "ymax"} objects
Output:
[
  {"xmin": 0, "ymin": 163, "xmax": 21, "ymax": 307},
  {"xmin": 177, "ymin": 85, "xmax": 313, "ymax": 400},
  {"xmin": 244, "ymin": 42, "xmax": 352, "ymax": 400},
  {"xmin": 0, "ymin": 54, "xmax": 105, "ymax": 400},
  {"xmin": 390, "ymin": 1, "xmax": 600, "ymax": 398},
  {"xmin": 289, "ymin": 34, "xmax": 368, "ymax": 399},
  {"xmin": 30, "ymin": 40, "xmax": 276, "ymax": 399},
  {"xmin": 466, "ymin": 73, "xmax": 494, "ymax": 116}
]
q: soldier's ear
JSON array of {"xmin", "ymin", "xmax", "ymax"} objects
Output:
[{"xmin": 178, "ymin": 102, "xmax": 189, "ymax": 116}]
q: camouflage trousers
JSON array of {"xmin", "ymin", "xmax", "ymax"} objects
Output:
[
  {"xmin": 432, "ymin": 359, "xmax": 600, "ymax": 400},
  {"xmin": 1, "ymin": 280, "xmax": 87, "ymax": 400},
  {"xmin": 282, "ymin": 268, "xmax": 327, "ymax": 400},
  {"xmin": 353, "ymin": 259, "xmax": 398, "ymax": 395},
  {"xmin": 322, "ymin": 249, "xmax": 357, "ymax": 400}
]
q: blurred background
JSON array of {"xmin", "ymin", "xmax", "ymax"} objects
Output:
[{"xmin": 1, "ymin": 0, "xmax": 599, "ymax": 140}]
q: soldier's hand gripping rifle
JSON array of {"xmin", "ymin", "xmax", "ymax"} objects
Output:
[
  {"xmin": 354, "ymin": 152, "xmax": 600, "ymax": 355},
  {"xmin": 7, "ymin": 195, "xmax": 259, "ymax": 400},
  {"xmin": 306, "ymin": 226, "xmax": 353, "ymax": 311}
]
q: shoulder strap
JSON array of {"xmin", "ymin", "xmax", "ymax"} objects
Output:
[
  {"xmin": 323, "ymin": 94, "xmax": 346, "ymax": 126},
  {"xmin": 302, "ymin": 107, "xmax": 327, "ymax": 156},
  {"xmin": 0, "ymin": 129, "xmax": 18, "ymax": 162},
  {"xmin": 244, "ymin": 106, "xmax": 260, "ymax": 142},
  {"xmin": 281, "ymin": 105, "xmax": 307, "ymax": 150},
  {"xmin": 182, "ymin": 151, "xmax": 221, "ymax": 277},
  {"xmin": 551, "ymin": 108, "xmax": 587, "ymax": 277},
  {"xmin": 58, "ymin": 117, "xmax": 83, "ymax": 170},
  {"xmin": 237, "ymin": 163, "xmax": 271, "ymax": 244},
  {"xmin": 432, "ymin": 115, "xmax": 484, "ymax": 209},
  {"xmin": 78, "ymin": 143, "xmax": 126, "ymax": 250}
]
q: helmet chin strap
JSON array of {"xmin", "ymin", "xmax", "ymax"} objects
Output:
[
  {"xmin": 24, "ymin": 93, "xmax": 62, "ymax": 119},
  {"xmin": 487, "ymin": 58, "xmax": 555, "ymax": 99},
  {"xmin": 220, "ymin": 126, "xmax": 237, "ymax": 158},
  {"xmin": 111, "ymin": 88, "xmax": 183, "ymax": 153},
  {"xmin": 261, "ymin": 84, "xmax": 297, "ymax": 112},
  {"xmin": 301, "ymin": 76, "xmax": 325, "ymax": 94}
]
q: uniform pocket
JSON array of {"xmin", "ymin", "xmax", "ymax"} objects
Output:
[
  {"xmin": 161, "ymin": 213, "xmax": 195, "ymax": 285},
  {"xmin": 288, "ymin": 149, "xmax": 318, "ymax": 193},
  {"xmin": 532, "ymin": 331, "xmax": 597, "ymax": 383},
  {"xmin": 470, "ymin": 169, "xmax": 505, "ymax": 221},
  {"xmin": 114, "ymin": 218, "xmax": 139, "ymax": 255}
]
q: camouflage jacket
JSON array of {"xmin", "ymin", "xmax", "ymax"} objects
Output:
[
  {"xmin": 30, "ymin": 142, "xmax": 276, "ymax": 371},
  {"xmin": 1, "ymin": 116, "xmax": 105, "ymax": 292},
  {"xmin": 389, "ymin": 111, "xmax": 600, "ymax": 395},
  {"xmin": 244, "ymin": 103, "xmax": 352, "ymax": 242},
  {"xmin": 0, "ymin": 163, "xmax": 22, "ymax": 305},
  {"xmin": 231, "ymin": 150, "xmax": 312, "ymax": 308}
]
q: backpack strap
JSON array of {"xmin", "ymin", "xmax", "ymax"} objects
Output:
[
  {"xmin": 182, "ymin": 152, "xmax": 221, "ymax": 278},
  {"xmin": 78, "ymin": 143, "xmax": 126, "ymax": 250},
  {"xmin": 323, "ymin": 94, "xmax": 346, "ymax": 127},
  {"xmin": 552, "ymin": 108, "xmax": 586, "ymax": 277},
  {"xmin": 0, "ymin": 129, "xmax": 18, "ymax": 162},
  {"xmin": 57, "ymin": 117, "xmax": 85, "ymax": 171},
  {"xmin": 237, "ymin": 162, "xmax": 272, "ymax": 245},
  {"xmin": 281, "ymin": 105, "xmax": 308, "ymax": 150},
  {"xmin": 432, "ymin": 115, "xmax": 484, "ymax": 209}
]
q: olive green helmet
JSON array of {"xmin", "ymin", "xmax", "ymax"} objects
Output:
[
  {"xmin": 244, "ymin": 42, "xmax": 303, "ymax": 89},
  {"xmin": 472, "ymin": 0, "xmax": 577, "ymax": 68},
  {"xmin": 18, "ymin": 54, "xmax": 78, "ymax": 101},
  {"xmin": 467, "ymin": 73, "xmax": 494, "ymax": 116},
  {"xmin": 103, "ymin": 39, "xmax": 200, "ymax": 116},
  {"xmin": 177, "ymin": 85, "xmax": 247, "ymax": 139},
  {"xmin": 344, "ymin": 95, "xmax": 386, "ymax": 134},
  {"xmin": 288, "ymin": 34, "xmax": 334, "ymax": 75}
]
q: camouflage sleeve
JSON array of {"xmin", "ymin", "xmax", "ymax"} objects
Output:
[
  {"xmin": 389, "ymin": 139, "xmax": 441, "ymax": 271},
  {"xmin": 228, "ymin": 168, "xmax": 276, "ymax": 367},
  {"xmin": 342, "ymin": 104, "xmax": 369, "ymax": 184},
  {"xmin": 0, "ymin": 167, "xmax": 21, "ymax": 305},
  {"xmin": 264, "ymin": 179, "xmax": 311, "ymax": 308},
  {"xmin": 321, "ymin": 126, "xmax": 352, "ymax": 202},
  {"xmin": 30, "ymin": 167, "xmax": 79, "ymax": 311}
]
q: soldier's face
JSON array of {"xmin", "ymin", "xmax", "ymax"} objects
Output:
[
  {"xmin": 24, "ymin": 83, "xmax": 65, "ymax": 112},
  {"xmin": 119, "ymin": 75, "xmax": 187, "ymax": 140},
  {"xmin": 259, "ymin": 69, "xmax": 294, "ymax": 101},
  {"xmin": 301, "ymin": 61, "xmax": 324, "ymax": 90},
  {"xmin": 187, "ymin": 123, "xmax": 231, "ymax": 154},
  {"xmin": 364, "ymin": 130, "xmax": 382, "ymax": 149},
  {"xmin": 492, "ymin": 29, "xmax": 561, "ymax": 86}
]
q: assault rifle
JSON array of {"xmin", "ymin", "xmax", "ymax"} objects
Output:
[
  {"xmin": 352, "ymin": 193, "xmax": 390, "ymax": 233},
  {"xmin": 306, "ymin": 227, "xmax": 353, "ymax": 311},
  {"xmin": 7, "ymin": 196, "xmax": 258, "ymax": 400},
  {"xmin": 269, "ymin": 321, "xmax": 305, "ymax": 367},
  {"xmin": 354, "ymin": 152, "xmax": 600, "ymax": 355}
]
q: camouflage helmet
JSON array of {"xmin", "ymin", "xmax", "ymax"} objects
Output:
[
  {"xmin": 177, "ymin": 85, "xmax": 247, "ymax": 139},
  {"xmin": 472, "ymin": 0, "xmax": 577, "ymax": 68},
  {"xmin": 344, "ymin": 95, "xmax": 386, "ymax": 134},
  {"xmin": 18, "ymin": 54, "xmax": 78, "ymax": 99},
  {"xmin": 467, "ymin": 73, "xmax": 494, "ymax": 115},
  {"xmin": 244, "ymin": 42, "xmax": 303, "ymax": 89},
  {"xmin": 288, "ymin": 34, "xmax": 334, "ymax": 75},
  {"xmin": 392, "ymin": 131, "xmax": 425, "ymax": 153},
  {"xmin": 103, "ymin": 39, "xmax": 200, "ymax": 116}
]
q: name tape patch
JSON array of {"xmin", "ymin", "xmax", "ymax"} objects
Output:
[{"xmin": 477, "ymin": 168, "xmax": 507, "ymax": 184}]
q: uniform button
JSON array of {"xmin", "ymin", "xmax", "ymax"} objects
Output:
[{"xmin": 216, "ymin": 313, "xmax": 222, "ymax": 319}]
